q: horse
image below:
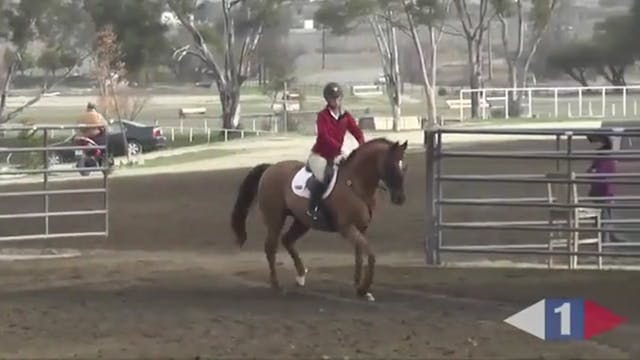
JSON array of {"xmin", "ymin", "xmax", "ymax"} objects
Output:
[{"xmin": 230, "ymin": 137, "xmax": 408, "ymax": 301}]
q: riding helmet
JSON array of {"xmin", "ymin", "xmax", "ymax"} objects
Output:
[
  {"xmin": 86, "ymin": 101, "xmax": 97, "ymax": 110},
  {"xmin": 323, "ymin": 82, "xmax": 343, "ymax": 101}
]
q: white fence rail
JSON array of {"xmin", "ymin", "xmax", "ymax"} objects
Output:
[
  {"xmin": 0, "ymin": 125, "xmax": 109, "ymax": 242},
  {"xmin": 458, "ymin": 85, "xmax": 640, "ymax": 122}
]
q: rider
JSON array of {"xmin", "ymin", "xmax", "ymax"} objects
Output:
[
  {"xmin": 77, "ymin": 102, "xmax": 108, "ymax": 150},
  {"xmin": 306, "ymin": 82, "xmax": 365, "ymax": 220}
]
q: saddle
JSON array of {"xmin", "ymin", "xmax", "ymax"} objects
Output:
[{"xmin": 304, "ymin": 159, "xmax": 335, "ymax": 194}]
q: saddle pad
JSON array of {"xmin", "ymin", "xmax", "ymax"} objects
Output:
[{"xmin": 291, "ymin": 166, "xmax": 339, "ymax": 199}]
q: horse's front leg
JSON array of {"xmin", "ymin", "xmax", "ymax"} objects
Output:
[{"xmin": 341, "ymin": 226, "xmax": 375, "ymax": 301}]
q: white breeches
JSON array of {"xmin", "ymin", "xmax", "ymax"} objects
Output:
[{"xmin": 307, "ymin": 152, "xmax": 328, "ymax": 183}]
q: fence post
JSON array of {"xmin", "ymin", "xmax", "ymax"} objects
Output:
[
  {"xmin": 528, "ymin": 89, "xmax": 533, "ymax": 118},
  {"xmin": 424, "ymin": 128, "xmax": 438, "ymax": 265},
  {"xmin": 43, "ymin": 128, "xmax": 50, "ymax": 237},
  {"xmin": 578, "ymin": 88, "xmax": 583, "ymax": 117},
  {"xmin": 459, "ymin": 90, "xmax": 464, "ymax": 122},
  {"xmin": 554, "ymin": 88, "xmax": 559, "ymax": 118}
]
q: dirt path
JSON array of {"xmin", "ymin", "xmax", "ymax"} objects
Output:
[{"xmin": 0, "ymin": 251, "xmax": 634, "ymax": 359}]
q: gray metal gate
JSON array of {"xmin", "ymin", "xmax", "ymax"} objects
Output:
[
  {"xmin": 424, "ymin": 127, "xmax": 640, "ymax": 269},
  {"xmin": 0, "ymin": 125, "xmax": 109, "ymax": 242}
]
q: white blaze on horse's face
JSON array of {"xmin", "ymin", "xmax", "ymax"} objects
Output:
[{"xmin": 398, "ymin": 160, "xmax": 403, "ymax": 171}]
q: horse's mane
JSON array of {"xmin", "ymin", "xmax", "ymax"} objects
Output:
[{"xmin": 341, "ymin": 137, "xmax": 395, "ymax": 166}]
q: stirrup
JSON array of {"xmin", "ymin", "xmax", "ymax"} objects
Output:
[{"xmin": 306, "ymin": 206, "xmax": 319, "ymax": 220}]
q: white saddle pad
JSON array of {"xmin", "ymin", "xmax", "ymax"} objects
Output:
[{"xmin": 291, "ymin": 166, "xmax": 339, "ymax": 199}]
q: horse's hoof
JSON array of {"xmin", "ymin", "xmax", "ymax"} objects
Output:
[
  {"xmin": 356, "ymin": 289, "xmax": 375, "ymax": 302},
  {"xmin": 295, "ymin": 268, "xmax": 308, "ymax": 287}
]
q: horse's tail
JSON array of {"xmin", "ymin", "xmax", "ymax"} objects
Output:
[{"xmin": 231, "ymin": 163, "xmax": 271, "ymax": 247}]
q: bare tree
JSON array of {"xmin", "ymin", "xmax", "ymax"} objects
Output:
[
  {"xmin": 369, "ymin": 13, "xmax": 402, "ymax": 130},
  {"xmin": 92, "ymin": 25, "xmax": 131, "ymax": 160},
  {"xmin": 401, "ymin": 0, "xmax": 438, "ymax": 126},
  {"xmin": 424, "ymin": 0, "xmax": 453, "ymax": 88},
  {"xmin": 495, "ymin": 0, "xmax": 558, "ymax": 116},
  {"xmin": 0, "ymin": 52, "xmax": 86, "ymax": 124},
  {"xmin": 0, "ymin": 1, "xmax": 90, "ymax": 124},
  {"xmin": 452, "ymin": 0, "xmax": 496, "ymax": 118},
  {"xmin": 168, "ymin": 0, "xmax": 278, "ymax": 129}
]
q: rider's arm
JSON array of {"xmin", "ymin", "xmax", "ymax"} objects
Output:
[
  {"xmin": 345, "ymin": 112, "xmax": 365, "ymax": 145},
  {"xmin": 316, "ymin": 112, "xmax": 342, "ymax": 151}
]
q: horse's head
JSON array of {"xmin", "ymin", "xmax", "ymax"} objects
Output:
[
  {"xmin": 380, "ymin": 140, "xmax": 408, "ymax": 205},
  {"xmin": 342, "ymin": 138, "xmax": 409, "ymax": 205}
]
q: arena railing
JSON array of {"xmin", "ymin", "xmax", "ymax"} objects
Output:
[
  {"xmin": 424, "ymin": 127, "xmax": 640, "ymax": 269},
  {"xmin": 0, "ymin": 124, "xmax": 109, "ymax": 242}
]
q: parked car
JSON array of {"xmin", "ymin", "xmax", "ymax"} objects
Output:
[{"xmin": 48, "ymin": 119, "xmax": 166, "ymax": 165}]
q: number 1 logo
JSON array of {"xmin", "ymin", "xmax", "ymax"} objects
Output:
[
  {"xmin": 554, "ymin": 302, "xmax": 571, "ymax": 335},
  {"xmin": 546, "ymin": 298, "xmax": 584, "ymax": 340}
]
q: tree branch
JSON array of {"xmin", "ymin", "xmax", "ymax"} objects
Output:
[
  {"xmin": 167, "ymin": 0, "xmax": 225, "ymax": 86},
  {"xmin": 1, "ymin": 53, "xmax": 89, "ymax": 124},
  {"xmin": 375, "ymin": 12, "xmax": 411, "ymax": 36}
]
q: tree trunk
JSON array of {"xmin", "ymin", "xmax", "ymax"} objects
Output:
[
  {"xmin": 220, "ymin": 86, "xmax": 240, "ymax": 129},
  {"xmin": 404, "ymin": 0, "xmax": 437, "ymax": 126},
  {"xmin": 370, "ymin": 14, "xmax": 402, "ymax": 131},
  {"xmin": 428, "ymin": 28, "xmax": 437, "ymax": 87},
  {"xmin": 467, "ymin": 40, "xmax": 482, "ymax": 118}
]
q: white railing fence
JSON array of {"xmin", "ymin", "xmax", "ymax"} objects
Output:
[{"xmin": 457, "ymin": 85, "xmax": 640, "ymax": 122}]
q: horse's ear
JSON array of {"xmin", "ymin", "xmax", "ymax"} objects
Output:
[{"xmin": 400, "ymin": 140, "xmax": 408, "ymax": 150}]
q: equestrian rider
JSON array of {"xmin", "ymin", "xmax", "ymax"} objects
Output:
[
  {"xmin": 306, "ymin": 82, "xmax": 365, "ymax": 220},
  {"xmin": 78, "ymin": 102, "xmax": 108, "ymax": 147}
]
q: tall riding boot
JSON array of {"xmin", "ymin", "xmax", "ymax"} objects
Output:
[{"xmin": 306, "ymin": 180, "xmax": 324, "ymax": 220}]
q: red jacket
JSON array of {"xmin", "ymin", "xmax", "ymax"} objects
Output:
[{"xmin": 312, "ymin": 107, "xmax": 365, "ymax": 159}]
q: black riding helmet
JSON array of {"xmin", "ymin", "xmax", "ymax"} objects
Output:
[
  {"xmin": 323, "ymin": 82, "xmax": 343, "ymax": 101},
  {"xmin": 587, "ymin": 133, "xmax": 612, "ymax": 149}
]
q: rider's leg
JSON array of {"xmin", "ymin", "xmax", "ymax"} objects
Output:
[{"xmin": 306, "ymin": 152, "xmax": 327, "ymax": 219}]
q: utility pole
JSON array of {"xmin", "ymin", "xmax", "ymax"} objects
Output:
[{"xmin": 321, "ymin": 26, "xmax": 326, "ymax": 70}]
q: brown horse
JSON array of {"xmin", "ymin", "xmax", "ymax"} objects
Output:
[{"xmin": 230, "ymin": 137, "xmax": 408, "ymax": 301}]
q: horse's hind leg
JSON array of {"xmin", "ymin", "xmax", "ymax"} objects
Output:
[
  {"xmin": 281, "ymin": 218, "xmax": 310, "ymax": 286},
  {"xmin": 354, "ymin": 244, "xmax": 363, "ymax": 286},
  {"xmin": 264, "ymin": 216, "xmax": 285, "ymax": 291}
]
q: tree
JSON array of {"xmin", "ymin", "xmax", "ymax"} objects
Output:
[
  {"xmin": 315, "ymin": 0, "xmax": 443, "ymax": 129},
  {"xmin": 92, "ymin": 25, "xmax": 132, "ymax": 161},
  {"xmin": 546, "ymin": 42, "xmax": 598, "ymax": 87},
  {"xmin": 451, "ymin": 0, "xmax": 496, "ymax": 118},
  {"xmin": 37, "ymin": 48, "xmax": 62, "ymax": 77},
  {"xmin": 546, "ymin": 3, "xmax": 637, "ymax": 87},
  {"xmin": 411, "ymin": 0, "xmax": 452, "ymax": 91},
  {"xmin": 0, "ymin": 0, "xmax": 89, "ymax": 124},
  {"xmin": 315, "ymin": 0, "xmax": 404, "ymax": 130},
  {"xmin": 83, "ymin": 0, "xmax": 170, "ymax": 84},
  {"xmin": 493, "ymin": 0, "xmax": 559, "ymax": 116},
  {"xmin": 590, "ymin": 14, "xmax": 635, "ymax": 86},
  {"xmin": 168, "ymin": 0, "xmax": 283, "ymax": 129},
  {"xmin": 254, "ymin": 6, "xmax": 302, "ymax": 92}
]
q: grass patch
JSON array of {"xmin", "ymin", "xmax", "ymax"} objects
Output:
[{"xmin": 139, "ymin": 149, "xmax": 237, "ymax": 168}]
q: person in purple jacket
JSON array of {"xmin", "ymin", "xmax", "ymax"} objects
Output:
[{"xmin": 586, "ymin": 134, "xmax": 619, "ymax": 242}]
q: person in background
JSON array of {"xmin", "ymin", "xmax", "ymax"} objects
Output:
[
  {"xmin": 586, "ymin": 133, "xmax": 620, "ymax": 242},
  {"xmin": 78, "ymin": 102, "xmax": 108, "ymax": 146}
]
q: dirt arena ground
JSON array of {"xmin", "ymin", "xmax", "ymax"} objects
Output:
[{"xmin": 0, "ymin": 140, "xmax": 639, "ymax": 359}]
